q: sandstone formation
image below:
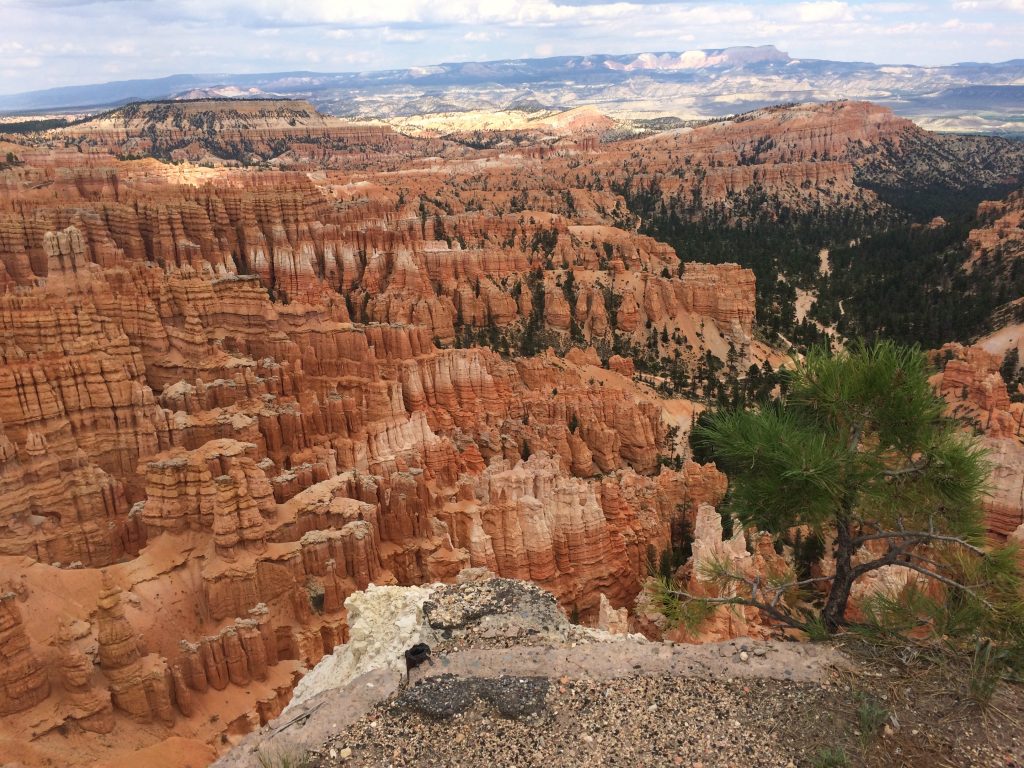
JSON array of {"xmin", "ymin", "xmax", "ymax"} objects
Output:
[
  {"xmin": 0, "ymin": 591, "xmax": 49, "ymax": 715},
  {"xmin": 657, "ymin": 504, "xmax": 791, "ymax": 643},
  {"xmin": 3, "ymin": 97, "xmax": 1014, "ymax": 767},
  {"xmin": 57, "ymin": 618, "xmax": 115, "ymax": 733},
  {"xmin": 933, "ymin": 343, "xmax": 1024, "ymax": 541},
  {"xmin": 0, "ymin": 103, "xmax": 747, "ymax": 766},
  {"xmin": 95, "ymin": 571, "xmax": 175, "ymax": 724},
  {"xmin": 596, "ymin": 592, "xmax": 630, "ymax": 635},
  {"xmin": 967, "ymin": 189, "xmax": 1024, "ymax": 272},
  {"xmin": 53, "ymin": 99, "xmax": 444, "ymax": 167}
]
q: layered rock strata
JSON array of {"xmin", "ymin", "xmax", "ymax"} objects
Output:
[
  {"xmin": 3, "ymin": 98, "xmax": 987, "ymax": 767},
  {"xmin": 934, "ymin": 344, "xmax": 1024, "ymax": 540},
  {"xmin": 0, "ymin": 123, "xmax": 742, "ymax": 767}
]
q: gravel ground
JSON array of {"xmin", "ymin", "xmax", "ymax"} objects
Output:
[
  {"xmin": 222, "ymin": 576, "xmax": 1024, "ymax": 768},
  {"xmin": 422, "ymin": 577, "xmax": 617, "ymax": 654},
  {"xmin": 308, "ymin": 674, "xmax": 840, "ymax": 768}
]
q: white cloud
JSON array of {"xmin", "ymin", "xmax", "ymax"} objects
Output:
[
  {"xmin": 864, "ymin": 2, "xmax": 928, "ymax": 11},
  {"xmin": 941, "ymin": 17, "xmax": 996, "ymax": 29},
  {"xmin": 953, "ymin": 0, "xmax": 1024, "ymax": 10},
  {"xmin": 0, "ymin": 0, "xmax": 1020, "ymax": 93},
  {"xmin": 201, "ymin": 0, "xmax": 652, "ymax": 28},
  {"xmin": 106, "ymin": 41, "xmax": 139, "ymax": 55},
  {"xmin": 793, "ymin": 2, "xmax": 852, "ymax": 23},
  {"xmin": 381, "ymin": 27, "xmax": 427, "ymax": 43}
]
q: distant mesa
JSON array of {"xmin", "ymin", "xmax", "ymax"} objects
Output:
[
  {"xmin": 173, "ymin": 86, "xmax": 274, "ymax": 100},
  {"xmin": 43, "ymin": 97, "xmax": 409, "ymax": 164},
  {"xmin": 1, "ymin": 46, "xmax": 1022, "ymax": 135}
]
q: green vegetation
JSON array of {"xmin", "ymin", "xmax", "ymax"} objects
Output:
[
  {"xmin": 256, "ymin": 746, "xmax": 311, "ymax": 768},
  {"xmin": 1000, "ymin": 348, "xmax": 1024, "ymax": 402},
  {"xmin": 616, "ymin": 179, "xmax": 871, "ymax": 347},
  {"xmin": 645, "ymin": 575, "xmax": 715, "ymax": 634},
  {"xmin": 683, "ymin": 341, "xmax": 1022, "ymax": 665},
  {"xmin": 813, "ymin": 217, "xmax": 1024, "ymax": 347},
  {"xmin": 0, "ymin": 117, "xmax": 70, "ymax": 134},
  {"xmin": 520, "ymin": 439, "xmax": 532, "ymax": 462},
  {"xmin": 810, "ymin": 747, "xmax": 850, "ymax": 768},
  {"xmin": 612, "ymin": 155, "xmax": 1024, "ymax": 351},
  {"xmin": 854, "ymin": 693, "xmax": 888, "ymax": 749}
]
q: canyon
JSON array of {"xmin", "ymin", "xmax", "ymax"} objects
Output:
[{"xmin": 0, "ymin": 98, "xmax": 1021, "ymax": 766}]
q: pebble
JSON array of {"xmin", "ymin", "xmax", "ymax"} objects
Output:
[{"xmin": 310, "ymin": 674, "xmax": 836, "ymax": 767}]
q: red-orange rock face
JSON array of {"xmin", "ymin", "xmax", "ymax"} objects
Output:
[
  {"xmin": 967, "ymin": 189, "xmax": 1024, "ymax": 271},
  {"xmin": 0, "ymin": 592, "xmax": 50, "ymax": 715},
  {"xmin": 0, "ymin": 106, "xmax": 756, "ymax": 766},
  {"xmin": 933, "ymin": 343, "xmax": 1024, "ymax": 540},
  {"xmin": 6, "ymin": 97, "xmax": 990, "ymax": 766}
]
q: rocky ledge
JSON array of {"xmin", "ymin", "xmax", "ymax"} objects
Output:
[{"xmin": 215, "ymin": 571, "xmax": 845, "ymax": 768}]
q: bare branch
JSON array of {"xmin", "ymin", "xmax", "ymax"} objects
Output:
[
  {"xmin": 667, "ymin": 589, "xmax": 808, "ymax": 632},
  {"xmin": 847, "ymin": 535, "xmax": 994, "ymax": 608},
  {"xmin": 906, "ymin": 552, "xmax": 952, "ymax": 572},
  {"xmin": 848, "ymin": 420, "xmax": 864, "ymax": 452},
  {"xmin": 852, "ymin": 517, "xmax": 886, "ymax": 536},
  {"xmin": 893, "ymin": 562, "xmax": 994, "ymax": 609},
  {"xmin": 699, "ymin": 564, "xmax": 829, "ymax": 600},
  {"xmin": 849, "ymin": 529, "xmax": 941, "ymax": 581},
  {"xmin": 672, "ymin": 565, "xmax": 832, "ymax": 628},
  {"xmin": 883, "ymin": 457, "xmax": 930, "ymax": 479},
  {"xmin": 851, "ymin": 530, "xmax": 986, "ymax": 556}
]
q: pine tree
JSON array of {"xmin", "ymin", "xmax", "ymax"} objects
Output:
[
  {"xmin": 1000, "ymin": 348, "xmax": 1020, "ymax": 386},
  {"xmin": 520, "ymin": 439, "xmax": 532, "ymax": 462},
  {"xmin": 690, "ymin": 341, "xmax": 1022, "ymax": 642}
]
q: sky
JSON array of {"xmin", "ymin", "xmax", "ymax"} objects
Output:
[{"xmin": 0, "ymin": 0, "xmax": 1021, "ymax": 95}]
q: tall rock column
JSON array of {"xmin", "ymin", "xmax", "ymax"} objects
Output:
[
  {"xmin": 57, "ymin": 619, "xmax": 115, "ymax": 733},
  {"xmin": 95, "ymin": 572, "xmax": 147, "ymax": 718},
  {"xmin": 0, "ymin": 592, "xmax": 50, "ymax": 715},
  {"xmin": 94, "ymin": 571, "xmax": 174, "ymax": 723}
]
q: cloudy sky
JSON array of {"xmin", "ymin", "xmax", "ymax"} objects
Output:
[{"xmin": 0, "ymin": 0, "xmax": 1021, "ymax": 94}]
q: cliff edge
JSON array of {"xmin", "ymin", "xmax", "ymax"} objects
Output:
[{"xmin": 215, "ymin": 571, "xmax": 845, "ymax": 768}]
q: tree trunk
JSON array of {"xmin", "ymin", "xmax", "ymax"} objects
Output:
[{"xmin": 822, "ymin": 521, "xmax": 855, "ymax": 632}]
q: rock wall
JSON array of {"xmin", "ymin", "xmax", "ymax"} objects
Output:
[
  {"xmin": 933, "ymin": 344, "xmax": 1024, "ymax": 541},
  {"xmin": 0, "ymin": 131, "xmax": 738, "ymax": 767},
  {"xmin": 54, "ymin": 99, "xmax": 440, "ymax": 166},
  {"xmin": 0, "ymin": 97, "xmax": 950, "ymax": 767}
]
